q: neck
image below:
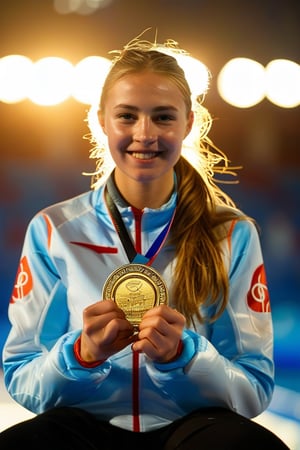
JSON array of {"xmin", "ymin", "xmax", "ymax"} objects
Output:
[{"xmin": 113, "ymin": 169, "xmax": 175, "ymax": 210}]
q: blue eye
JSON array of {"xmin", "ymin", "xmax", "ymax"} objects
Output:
[
  {"xmin": 118, "ymin": 113, "xmax": 135, "ymax": 120},
  {"xmin": 156, "ymin": 114, "xmax": 175, "ymax": 122}
]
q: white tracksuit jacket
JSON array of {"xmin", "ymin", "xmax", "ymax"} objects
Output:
[{"xmin": 2, "ymin": 176, "xmax": 274, "ymax": 432}]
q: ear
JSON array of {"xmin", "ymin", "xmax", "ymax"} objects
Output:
[
  {"xmin": 184, "ymin": 111, "xmax": 194, "ymax": 138},
  {"xmin": 97, "ymin": 110, "xmax": 107, "ymax": 135}
]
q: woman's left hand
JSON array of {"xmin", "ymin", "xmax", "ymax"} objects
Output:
[{"xmin": 132, "ymin": 305, "xmax": 186, "ymax": 363}]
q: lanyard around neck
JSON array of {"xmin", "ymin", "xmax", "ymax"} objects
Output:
[{"xmin": 104, "ymin": 187, "xmax": 176, "ymax": 266}]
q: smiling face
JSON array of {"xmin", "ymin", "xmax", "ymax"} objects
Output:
[{"xmin": 99, "ymin": 71, "xmax": 193, "ymax": 192}]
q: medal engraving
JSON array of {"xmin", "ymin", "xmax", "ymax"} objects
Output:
[{"xmin": 102, "ymin": 264, "xmax": 168, "ymax": 327}]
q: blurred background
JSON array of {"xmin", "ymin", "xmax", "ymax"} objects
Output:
[{"xmin": 0, "ymin": 0, "xmax": 299, "ymax": 447}]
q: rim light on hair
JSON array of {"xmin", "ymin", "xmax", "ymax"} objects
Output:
[{"xmin": 85, "ymin": 33, "xmax": 238, "ymax": 195}]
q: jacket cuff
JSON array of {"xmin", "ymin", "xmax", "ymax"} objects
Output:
[
  {"xmin": 74, "ymin": 336, "xmax": 107, "ymax": 368},
  {"xmin": 57, "ymin": 331, "xmax": 111, "ymax": 378},
  {"xmin": 153, "ymin": 330, "xmax": 198, "ymax": 372}
]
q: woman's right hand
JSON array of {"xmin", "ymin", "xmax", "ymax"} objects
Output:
[{"xmin": 79, "ymin": 299, "xmax": 136, "ymax": 364}]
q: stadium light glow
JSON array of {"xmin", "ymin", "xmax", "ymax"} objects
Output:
[
  {"xmin": 0, "ymin": 54, "xmax": 299, "ymax": 109},
  {"xmin": 156, "ymin": 46, "xmax": 210, "ymax": 98},
  {"xmin": 265, "ymin": 59, "xmax": 300, "ymax": 108},
  {"xmin": 54, "ymin": 0, "xmax": 113, "ymax": 15},
  {"xmin": 27, "ymin": 57, "xmax": 74, "ymax": 106},
  {"xmin": 217, "ymin": 58, "xmax": 266, "ymax": 108},
  {"xmin": 0, "ymin": 55, "xmax": 33, "ymax": 103},
  {"xmin": 71, "ymin": 56, "xmax": 111, "ymax": 105}
]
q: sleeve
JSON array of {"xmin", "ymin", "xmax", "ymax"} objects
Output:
[
  {"xmin": 145, "ymin": 219, "xmax": 274, "ymax": 418},
  {"xmin": 2, "ymin": 213, "xmax": 111, "ymax": 414}
]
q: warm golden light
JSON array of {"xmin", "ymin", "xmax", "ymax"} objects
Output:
[
  {"xmin": 1, "ymin": 53, "xmax": 299, "ymax": 109},
  {"xmin": 0, "ymin": 55, "xmax": 33, "ymax": 103},
  {"xmin": 71, "ymin": 56, "xmax": 111, "ymax": 105},
  {"xmin": 265, "ymin": 59, "xmax": 300, "ymax": 108},
  {"xmin": 177, "ymin": 54, "xmax": 210, "ymax": 99},
  {"xmin": 54, "ymin": 0, "xmax": 113, "ymax": 15},
  {"xmin": 217, "ymin": 58, "xmax": 266, "ymax": 108},
  {"xmin": 27, "ymin": 57, "xmax": 74, "ymax": 106},
  {"xmin": 156, "ymin": 46, "xmax": 210, "ymax": 98}
]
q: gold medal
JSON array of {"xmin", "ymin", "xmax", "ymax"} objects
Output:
[{"xmin": 102, "ymin": 264, "xmax": 168, "ymax": 328}]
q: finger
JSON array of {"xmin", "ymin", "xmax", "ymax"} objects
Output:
[
  {"xmin": 84, "ymin": 299, "xmax": 126, "ymax": 319},
  {"xmin": 139, "ymin": 324, "xmax": 176, "ymax": 350},
  {"xmin": 141, "ymin": 305, "xmax": 185, "ymax": 326},
  {"xmin": 138, "ymin": 315, "xmax": 170, "ymax": 336},
  {"xmin": 101, "ymin": 317, "xmax": 135, "ymax": 343},
  {"xmin": 139, "ymin": 311, "xmax": 185, "ymax": 338},
  {"xmin": 133, "ymin": 326, "xmax": 182, "ymax": 362},
  {"xmin": 133, "ymin": 335, "xmax": 176, "ymax": 362}
]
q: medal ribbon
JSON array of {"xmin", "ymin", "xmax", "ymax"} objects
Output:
[
  {"xmin": 104, "ymin": 187, "xmax": 176, "ymax": 266},
  {"xmin": 104, "ymin": 175, "xmax": 176, "ymax": 433}
]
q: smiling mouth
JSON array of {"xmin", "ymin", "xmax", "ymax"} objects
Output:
[{"xmin": 128, "ymin": 152, "xmax": 160, "ymax": 160}]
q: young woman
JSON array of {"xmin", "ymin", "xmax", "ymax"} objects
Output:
[{"xmin": 0, "ymin": 36, "xmax": 288, "ymax": 449}]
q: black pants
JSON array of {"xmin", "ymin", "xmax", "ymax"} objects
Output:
[{"xmin": 0, "ymin": 407, "xmax": 289, "ymax": 449}]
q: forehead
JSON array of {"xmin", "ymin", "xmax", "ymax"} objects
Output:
[{"xmin": 107, "ymin": 71, "xmax": 185, "ymax": 106}]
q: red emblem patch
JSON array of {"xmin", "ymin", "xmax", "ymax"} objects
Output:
[
  {"xmin": 247, "ymin": 264, "xmax": 270, "ymax": 312},
  {"xmin": 10, "ymin": 256, "xmax": 33, "ymax": 303}
]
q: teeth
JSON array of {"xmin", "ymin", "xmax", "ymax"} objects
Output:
[{"xmin": 131, "ymin": 152, "xmax": 157, "ymax": 160}]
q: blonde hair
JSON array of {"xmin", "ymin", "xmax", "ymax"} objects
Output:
[{"xmin": 86, "ymin": 33, "xmax": 246, "ymax": 325}]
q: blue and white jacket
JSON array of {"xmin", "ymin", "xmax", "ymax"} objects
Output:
[{"xmin": 2, "ymin": 177, "xmax": 274, "ymax": 432}]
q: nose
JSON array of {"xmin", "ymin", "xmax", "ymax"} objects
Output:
[{"xmin": 133, "ymin": 117, "xmax": 157, "ymax": 145}]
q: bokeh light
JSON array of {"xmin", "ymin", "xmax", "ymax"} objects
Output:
[
  {"xmin": 54, "ymin": 0, "xmax": 113, "ymax": 15},
  {"xmin": 176, "ymin": 54, "xmax": 210, "ymax": 99},
  {"xmin": 217, "ymin": 57, "xmax": 266, "ymax": 108},
  {"xmin": 157, "ymin": 46, "xmax": 210, "ymax": 98},
  {"xmin": 1, "ymin": 53, "xmax": 299, "ymax": 109},
  {"xmin": 71, "ymin": 56, "xmax": 111, "ymax": 105},
  {"xmin": 27, "ymin": 57, "xmax": 74, "ymax": 106},
  {"xmin": 0, "ymin": 55, "xmax": 33, "ymax": 103},
  {"xmin": 265, "ymin": 59, "xmax": 300, "ymax": 108}
]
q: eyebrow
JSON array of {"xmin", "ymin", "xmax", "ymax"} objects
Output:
[{"xmin": 113, "ymin": 104, "xmax": 179, "ymax": 112}]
